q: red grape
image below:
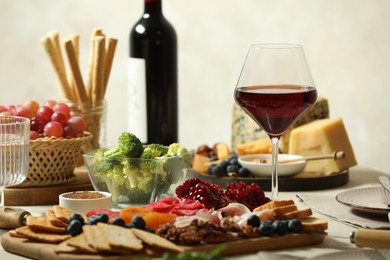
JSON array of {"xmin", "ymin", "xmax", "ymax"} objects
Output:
[
  {"xmin": 23, "ymin": 99, "xmax": 40, "ymax": 116},
  {"xmin": 15, "ymin": 106, "xmax": 33, "ymax": 119},
  {"xmin": 6, "ymin": 105, "xmax": 16, "ymax": 115},
  {"xmin": 43, "ymin": 99, "xmax": 57, "ymax": 108},
  {"xmin": 53, "ymin": 103, "xmax": 71, "ymax": 119},
  {"xmin": 63, "ymin": 125, "xmax": 78, "ymax": 138},
  {"xmin": 51, "ymin": 111, "xmax": 68, "ymax": 126},
  {"xmin": 36, "ymin": 106, "xmax": 54, "ymax": 123},
  {"xmin": 67, "ymin": 116, "xmax": 87, "ymax": 134},
  {"xmin": 0, "ymin": 105, "xmax": 8, "ymax": 113},
  {"xmin": 44, "ymin": 121, "xmax": 64, "ymax": 138},
  {"xmin": 30, "ymin": 118, "xmax": 46, "ymax": 133},
  {"xmin": 30, "ymin": 131, "xmax": 40, "ymax": 140}
]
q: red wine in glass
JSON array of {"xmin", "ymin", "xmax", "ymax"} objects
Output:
[{"xmin": 235, "ymin": 84, "xmax": 318, "ymax": 138}]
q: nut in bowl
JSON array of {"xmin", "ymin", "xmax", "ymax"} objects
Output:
[
  {"xmin": 83, "ymin": 140, "xmax": 194, "ymax": 208},
  {"xmin": 59, "ymin": 191, "xmax": 112, "ymax": 215},
  {"xmin": 238, "ymin": 154, "xmax": 306, "ymax": 177}
]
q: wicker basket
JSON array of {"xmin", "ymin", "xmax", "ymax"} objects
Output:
[{"xmin": 16, "ymin": 132, "xmax": 92, "ymax": 187}]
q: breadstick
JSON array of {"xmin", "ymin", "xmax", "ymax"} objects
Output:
[
  {"xmin": 40, "ymin": 36, "xmax": 73, "ymax": 101},
  {"xmin": 48, "ymin": 31, "xmax": 66, "ymax": 74},
  {"xmin": 63, "ymin": 39, "xmax": 90, "ymax": 110},
  {"xmin": 103, "ymin": 37, "xmax": 117, "ymax": 97},
  {"xmin": 64, "ymin": 38, "xmax": 95, "ymax": 152},
  {"xmin": 86, "ymin": 28, "xmax": 103, "ymax": 103},
  {"xmin": 67, "ymin": 34, "xmax": 80, "ymax": 102},
  {"xmin": 92, "ymin": 36, "xmax": 106, "ymax": 103},
  {"xmin": 69, "ymin": 34, "xmax": 80, "ymax": 62}
]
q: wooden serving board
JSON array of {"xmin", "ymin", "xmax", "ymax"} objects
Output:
[
  {"xmin": 4, "ymin": 168, "xmax": 93, "ymax": 206},
  {"xmin": 188, "ymin": 169, "xmax": 349, "ymax": 191},
  {"xmin": 1, "ymin": 231, "xmax": 325, "ymax": 259}
]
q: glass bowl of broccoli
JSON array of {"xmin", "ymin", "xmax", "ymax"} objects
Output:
[{"xmin": 83, "ymin": 132, "xmax": 194, "ymax": 208}]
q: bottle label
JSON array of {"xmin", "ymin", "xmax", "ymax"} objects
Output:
[{"xmin": 128, "ymin": 57, "xmax": 147, "ymax": 143}]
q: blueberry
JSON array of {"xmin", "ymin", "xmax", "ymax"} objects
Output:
[
  {"xmin": 87, "ymin": 216, "xmax": 101, "ymax": 225},
  {"xmin": 259, "ymin": 220, "xmax": 274, "ymax": 236},
  {"xmin": 228, "ymin": 154, "xmax": 238, "ymax": 160},
  {"xmin": 272, "ymin": 220, "xmax": 288, "ymax": 235},
  {"xmin": 211, "ymin": 165, "xmax": 225, "ymax": 177},
  {"xmin": 288, "ymin": 219, "xmax": 302, "ymax": 233},
  {"xmin": 131, "ymin": 216, "xmax": 146, "ymax": 229},
  {"xmin": 229, "ymin": 158, "xmax": 241, "ymax": 167},
  {"xmin": 238, "ymin": 167, "xmax": 250, "ymax": 177},
  {"xmin": 226, "ymin": 165, "xmax": 239, "ymax": 173},
  {"xmin": 126, "ymin": 223, "xmax": 135, "ymax": 229},
  {"xmin": 219, "ymin": 160, "xmax": 228, "ymax": 169},
  {"xmin": 111, "ymin": 217, "xmax": 126, "ymax": 227},
  {"xmin": 246, "ymin": 215, "xmax": 260, "ymax": 227},
  {"xmin": 69, "ymin": 213, "xmax": 85, "ymax": 226},
  {"xmin": 209, "ymin": 155, "xmax": 218, "ymax": 162},
  {"xmin": 67, "ymin": 219, "xmax": 82, "ymax": 236},
  {"xmin": 98, "ymin": 213, "xmax": 109, "ymax": 223},
  {"xmin": 208, "ymin": 164, "xmax": 217, "ymax": 174}
]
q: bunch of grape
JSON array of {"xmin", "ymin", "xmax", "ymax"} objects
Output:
[{"xmin": 0, "ymin": 99, "xmax": 87, "ymax": 140}]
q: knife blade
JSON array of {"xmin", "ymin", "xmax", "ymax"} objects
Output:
[
  {"xmin": 0, "ymin": 207, "xmax": 30, "ymax": 229},
  {"xmin": 378, "ymin": 176, "xmax": 390, "ymax": 206}
]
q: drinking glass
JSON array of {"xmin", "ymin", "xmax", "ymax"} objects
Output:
[
  {"xmin": 0, "ymin": 116, "xmax": 30, "ymax": 206},
  {"xmin": 234, "ymin": 44, "xmax": 317, "ymax": 200}
]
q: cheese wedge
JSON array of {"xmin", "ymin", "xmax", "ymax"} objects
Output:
[{"xmin": 288, "ymin": 118, "xmax": 357, "ymax": 173}]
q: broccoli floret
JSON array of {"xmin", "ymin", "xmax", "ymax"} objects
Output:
[
  {"xmin": 95, "ymin": 159, "xmax": 125, "ymax": 201},
  {"xmin": 103, "ymin": 132, "xmax": 143, "ymax": 158},
  {"xmin": 163, "ymin": 143, "xmax": 192, "ymax": 167},
  {"xmin": 165, "ymin": 143, "xmax": 188, "ymax": 157},
  {"xmin": 122, "ymin": 159, "xmax": 157, "ymax": 193},
  {"xmin": 139, "ymin": 144, "xmax": 168, "ymax": 171},
  {"xmin": 94, "ymin": 148, "xmax": 108, "ymax": 157},
  {"xmin": 140, "ymin": 144, "xmax": 168, "ymax": 159}
]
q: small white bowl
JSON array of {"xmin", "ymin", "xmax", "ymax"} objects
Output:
[
  {"xmin": 59, "ymin": 191, "xmax": 112, "ymax": 215},
  {"xmin": 238, "ymin": 154, "xmax": 306, "ymax": 177}
]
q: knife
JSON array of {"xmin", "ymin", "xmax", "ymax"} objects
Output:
[
  {"xmin": 378, "ymin": 176, "xmax": 390, "ymax": 206},
  {"xmin": 0, "ymin": 207, "xmax": 30, "ymax": 229},
  {"xmin": 350, "ymin": 229, "xmax": 390, "ymax": 249}
]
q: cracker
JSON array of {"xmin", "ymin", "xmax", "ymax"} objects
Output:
[
  {"xmin": 26, "ymin": 216, "xmax": 67, "ymax": 233},
  {"xmin": 83, "ymin": 224, "xmax": 127, "ymax": 254},
  {"xmin": 55, "ymin": 239, "xmax": 80, "ymax": 254},
  {"xmin": 53, "ymin": 205, "xmax": 83, "ymax": 223},
  {"xmin": 272, "ymin": 205, "xmax": 298, "ymax": 218},
  {"xmin": 67, "ymin": 232, "xmax": 99, "ymax": 254},
  {"xmin": 9, "ymin": 229, "xmax": 28, "ymax": 239},
  {"xmin": 283, "ymin": 208, "xmax": 313, "ymax": 220},
  {"xmin": 132, "ymin": 228, "xmax": 184, "ymax": 253},
  {"xmin": 253, "ymin": 200, "xmax": 295, "ymax": 212},
  {"xmin": 15, "ymin": 226, "xmax": 71, "ymax": 243},
  {"xmin": 46, "ymin": 209, "xmax": 68, "ymax": 227},
  {"xmin": 97, "ymin": 223, "xmax": 143, "ymax": 252}
]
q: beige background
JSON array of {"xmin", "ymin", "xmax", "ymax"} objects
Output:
[{"xmin": 0, "ymin": 0, "xmax": 389, "ymax": 174}]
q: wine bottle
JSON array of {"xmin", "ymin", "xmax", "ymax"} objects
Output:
[{"xmin": 128, "ymin": 0, "xmax": 178, "ymax": 145}]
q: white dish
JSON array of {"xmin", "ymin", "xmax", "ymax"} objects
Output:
[
  {"xmin": 238, "ymin": 154, "xmax": 306, "ymax": 177},
  {"xmin": 59, "ymin": 191, "xmax": 112, "ymax": 215},
  {"xmin": 336, "ymin": 186, "xmax": 390, "ymax": 216}
]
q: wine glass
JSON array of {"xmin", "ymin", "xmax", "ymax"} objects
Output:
[
  {"xmin": 0, "ymin": 116, "xmax": 30, "ymax": 206},
  {"xmin": 234, "ymin": 44, "xmax": 317, "ymax": 200}
]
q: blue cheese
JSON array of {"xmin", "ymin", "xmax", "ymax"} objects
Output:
[{"xmin": 231, "ymin": 97, "xmax": 330, "ymax": 153}]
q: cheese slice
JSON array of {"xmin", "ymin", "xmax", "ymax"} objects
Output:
[{"xmin": 288, "ymin": 118, "xmax": 357, "ymax": 173}]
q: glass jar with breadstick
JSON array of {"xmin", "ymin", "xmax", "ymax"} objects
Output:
[{"xmin": 40, "ymin": 28, "xmax": 117, "ymax": 152}]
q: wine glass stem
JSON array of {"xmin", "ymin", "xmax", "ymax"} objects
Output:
[{"xmin": 270, "ymin": 137, "xmax": 279, "ymax": 200}]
